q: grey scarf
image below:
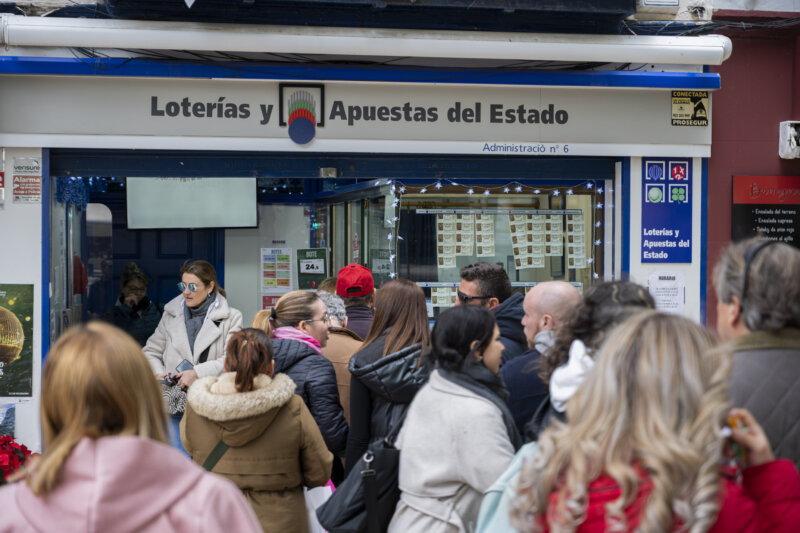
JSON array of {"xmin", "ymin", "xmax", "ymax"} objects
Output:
[{"xmin": 183, "ymin": 293, "xmax": 216, "ymax": 355}]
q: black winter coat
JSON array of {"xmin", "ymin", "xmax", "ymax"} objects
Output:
[
  {"xmin": 103, "ymin": 296, "xmax": 163, "ymax": 347},
  {"xmin": 272, "ymin": 338, "xmax": 349, "ymax": 456},
  {"xmin": 494, "ymin": 292, "xmax": 527, "ymax": 364},
  {"xmin": 345, "ymin": 334, "xmax": 429, "ymax": 471}
]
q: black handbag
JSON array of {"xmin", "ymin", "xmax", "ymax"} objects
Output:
[{"xmin": 316, "ymin": 416, "xmax": 405, "ymax": 533}]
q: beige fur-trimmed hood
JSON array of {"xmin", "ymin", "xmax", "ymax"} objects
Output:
[{"xmin": 187, "ymin": 372, "xmax": 296, "ymax": 422}]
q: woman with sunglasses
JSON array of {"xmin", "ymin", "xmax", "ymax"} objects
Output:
[
  {"xmin": 251, "ymin": 290, "xmax": 349, "ymax": 483},
  {"xmin": 144, "ymin": 260, "xmax": 243, "ymax": 450}
]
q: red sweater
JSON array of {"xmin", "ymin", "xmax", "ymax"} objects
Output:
[{"xmin": 539, "ymin": 460, "xmax": 800, "ymax": 532}]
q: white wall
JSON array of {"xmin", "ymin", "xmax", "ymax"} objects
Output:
[
  {"xmin": 628, "ymin": 156, "xmax": 704, "ymax": 323},
  {"xmin": 225, "ymin": 204, "xmax": 311, "ymax": 327},
  {"xmin": 0, "ymin": 147, "xmax": 43, "ymax": 451}
]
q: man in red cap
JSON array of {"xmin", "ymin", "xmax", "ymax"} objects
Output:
[{"xmin": 336, "ymin": 264, "xmax": 375, "ymax": 339}]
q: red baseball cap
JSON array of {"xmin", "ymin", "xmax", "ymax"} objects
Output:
[{"xmin": 336, "ymin": 264, "xmax": 374, "ymax": 298}]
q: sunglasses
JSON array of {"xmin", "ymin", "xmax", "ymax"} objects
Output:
[
  {"xmin": 456, "ymin": 290, "xmax": 491, "ymax": 304},
  {"xmin": 177, "ymin": 282, "xmax": 198, "ymax": 293}
]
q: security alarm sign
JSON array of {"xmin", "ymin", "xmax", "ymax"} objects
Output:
[{"xmin": 671, "ymin": 91, "xmax": 708, "ymax": 127}]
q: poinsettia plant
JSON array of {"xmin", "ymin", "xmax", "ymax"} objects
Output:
[{"xmin": 0, "ymin": 435, "xmax": 33, "ymax": 485}]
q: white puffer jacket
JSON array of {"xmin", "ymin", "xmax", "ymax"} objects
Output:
[{"xmin": 143, "ymin": 293, "xmax": 243, "ymax": 379}]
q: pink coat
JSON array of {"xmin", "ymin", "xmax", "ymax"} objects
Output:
[{"xmin": 0, "ymin": 436, "xmax": 262, "ymax": 533}]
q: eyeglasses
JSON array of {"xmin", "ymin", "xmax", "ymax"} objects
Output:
[
  {"xmin": 126, "ymin": 286, "xmax": 147, "ymax": 293},
  {"xmin": 306, "ymin": 313, "xmax": 330, "ymax": 324},
  {"xmin": 177, "ymin": 282, "xmax": 198, "ymax": 293},
  {"xmin": 456, "ymin": 290, "xmax": 492, "ymax": 304}
]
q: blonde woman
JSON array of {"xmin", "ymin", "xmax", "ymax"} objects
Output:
[
  {"xmin": 0, "ymin": 322, "xmax": 261, "ymax": 533},
  {"xmin": 511, "ymin": 311, "xmax": 800, "ymax": 533},
  {"xmin": 252, "ymin": 290, "xmax": 348, "ymax": 482}
]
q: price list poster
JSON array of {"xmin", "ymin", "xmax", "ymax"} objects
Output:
[
  {"xmin": 732, "ymin": 176, "xmax": 800, "ymax": 246},
  {"xmin": 261, "ymin": 248, "xmax": 292, "ymax": 309}
]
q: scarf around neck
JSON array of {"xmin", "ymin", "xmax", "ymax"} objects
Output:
[
  {"xmin": 438, "ymin": 363, "xmax": 523, "ymax": 451},
  {"xmin": 273, "ymin": 326, "xmax": 323, "ymax": 354},
  {"xmin": 183, "ymin": 293, "xmax": 216, "ymax": 355}
]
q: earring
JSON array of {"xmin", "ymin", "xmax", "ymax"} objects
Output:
[{"xmin": 477, "ymin": 354, "xmax": 484, "ymax": 364}]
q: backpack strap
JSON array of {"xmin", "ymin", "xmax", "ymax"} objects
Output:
[{"xmin": 202, "ymin": 439, "xmax": 229, "ymax": 471}]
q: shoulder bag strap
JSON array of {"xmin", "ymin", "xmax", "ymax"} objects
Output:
[
  {"xmin": 202, "ymin": 439, "xmax": 230, "ymax": 471},
  {"xmin": 198, "ymin": 319, "xmax": 223, "ymax": 364}
]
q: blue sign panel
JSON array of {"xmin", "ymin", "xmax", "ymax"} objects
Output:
[{"xmin": 641, "ymin": 159, "xmax": 692, "ymax": 263}]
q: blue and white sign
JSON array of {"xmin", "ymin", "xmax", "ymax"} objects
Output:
[{"xmin": 642, "ymin": 159, "xmax": 692, "ymax": 263}]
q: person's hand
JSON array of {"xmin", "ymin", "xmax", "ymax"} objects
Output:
[
  {"xmin": 176, "ymin": 369, "xmax": 198, "ymax": 390},
  {"xmin": 729, "ymin": 408, "xmax": 775, "ymax": 467},
  {"xmin": 123, "ymin": 293, "xmax": 138, "ymax": 307},
  {"xmin": 156, "ymin": 373, "xmax": 169, "ymax": 381}
]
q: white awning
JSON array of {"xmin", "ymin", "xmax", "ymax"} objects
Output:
[{"xmin": 0, "ymin": 14, "xmax": 732, "ymax": 65}]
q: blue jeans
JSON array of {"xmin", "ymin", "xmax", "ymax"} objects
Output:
[{"xmin": 168, "ymin": 412, "xmax": 190, "ymax": 457}]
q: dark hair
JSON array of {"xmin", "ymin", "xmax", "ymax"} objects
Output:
[
  {"xmin": 361, "ymin": 279, "xmax": 430, "ymax": 357},
  {"xmin": 429, "ymin": 306, "xmax": 497, "ymax": 371},
  {"xmin": 539, "ymin": 281, "xmax": 656, "ymax": 384},
  {"xmin": 460, "ymin": 262, "xmax": 513, "ymax": 303},
  {"xmin": 180, "ymin": 260, "xmax": 226, "ymax": 298},
  {"xmin": 120, "ymin": 262, "xmax": 150, "ymax": 290},
  {"xmin": 342, "ymin": 294, "xmax": 372, "ymax": 307},
  {"xmin": 225, "ymin": 328, "xmax": 273, "ymax": 392}
]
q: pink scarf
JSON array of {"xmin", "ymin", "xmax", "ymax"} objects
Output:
[{"xmin": 273, "ymin": 326, "xmax": 323, "ymax": 354}]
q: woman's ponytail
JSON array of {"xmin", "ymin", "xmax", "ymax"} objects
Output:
[{"xmin": 225, "ymin": 328, "xmax": 273, "ymax": 392}]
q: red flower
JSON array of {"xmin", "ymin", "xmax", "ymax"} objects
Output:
[{"xmin": 0, "ymin": 436, "xmax": 33, "ymax": 486}]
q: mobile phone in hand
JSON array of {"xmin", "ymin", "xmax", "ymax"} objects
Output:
[{"xmin": 175, "ymin": 359, "xmax": 194, "ymax": 374}]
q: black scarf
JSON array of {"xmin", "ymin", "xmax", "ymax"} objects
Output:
[
  {"xmin": 438, "ymin": 363, "xmax": 523, "ymax": 451},
  {"xmin": 183, "ymin": 293, "xmax": 216, "ymax": 355}
]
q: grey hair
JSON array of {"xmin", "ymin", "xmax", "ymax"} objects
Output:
[
  {"xmin": 317, "ymin": 290, "xmax": 347, "ymax": 326},
  {"xmin": 713, "ymin": 237, "xmax": 800, "ymax": 331}
]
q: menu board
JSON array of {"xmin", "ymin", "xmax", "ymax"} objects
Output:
[{"xmin": 732, "ymin": 176, "xmax": 800, "ymax": 247}]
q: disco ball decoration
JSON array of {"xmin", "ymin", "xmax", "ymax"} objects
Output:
[{"xmin": 0, "ymin": 306, "xmax": 24, "ymax": 366}]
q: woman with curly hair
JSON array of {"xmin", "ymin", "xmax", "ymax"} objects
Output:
[
  {"xmin": 511, "ymin": 311, "xmax": 800, "ymax": 533},
  {"xmin": 527, "ymin": 281, "xmax": 654, "ymax": 439}
]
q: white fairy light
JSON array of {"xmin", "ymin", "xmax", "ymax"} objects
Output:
[
  {"xmin": 553, "ymin": 190, "xmax": 560, "ymax": 196},
  {"xmin": 586, "ymin": 258, "xmax": 594, "ymax": 264},
  {"xmin": 533, "ymin": 189, "xmax": 540, "ymax": 194},
  {"xmin": 566, "ymin": 189, "xmax": 574, "ymax": 195},
  {"xmin": 389, "ymin": 254, "xmax": 396, "ymax": 262},
  {"xmin": 387, "ymin": 233, "xmax": 393, "ymax": 240},
  {"xmin": 483, "ymin": 190, "xmax": 490, "ymax": 196},
  {"xmin": 389, "ymin": 272, "xmax": 397, "ymax": 279},
  {"xmin": 595, "ymin": 239, "xmax": 602, "ymax": 245},
  {"xmin": 586, "ymin": 183, "xmax": 593, "ymax": 189},
  {"xmin": 593, "ymin": 272, "xmax": 600, "ymax": 279},
  {"xmin": 467, "ymin": 188, "xmax": 475, "ymax": 195},
  {"xmin": 420, "ymin": 187, "xmax": 427, "ymax": 194},
  {"xmin": 596, "ymin": 202, "xmax": 603, "ymax": 208},
  {"xmin": 503, "ymin": 187, "xmax": 510, "ymax": 193},
  {"xmin": 595, "ymin": 221, "xmax": 602, "ymax": 227},
  {"xmin": 399, "ymin": 186, "xmax": 406, "ymax": 194},
  {"xmin": 597, "ymin": 187, "xmax": 604, "ymax": 194},
  {"xmin": 435, "ymin": 182, "xmax": 443, "ymax": 190},
  {"xmin": 515, "ymin": 186, "xmax": 523, "ymax": 193}
]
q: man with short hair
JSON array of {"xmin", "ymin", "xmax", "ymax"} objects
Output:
[
  {"xmin": 336, "ymin": 264, "xmax": 375, "ymax": 339},
  {"xmin": 714, "ymin": 237, "xmax": 800, "ymax": 470},
  {"xmin": 456, "ymin": 262, "xmax": 527, "ymax": 363},
  {"xmin": 501, "ymin": 281, "xmax": 581, "ymax": 435}
]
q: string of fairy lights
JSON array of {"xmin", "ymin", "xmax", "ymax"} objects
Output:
[{"xmin": 378, "ymin": 179, "xmax": 610, "ymax": 282}]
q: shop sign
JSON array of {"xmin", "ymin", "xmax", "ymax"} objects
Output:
[
  {"xmin": 0, "ymin": 75, "xmax": 712, "ymax": 156},
  {"xmin": 641, "ymin": 159, "xmax": 692, "ymax": 263},
  {"xmin": 731, "ymin": 176, "xmax": 800, "ymax": 247}
]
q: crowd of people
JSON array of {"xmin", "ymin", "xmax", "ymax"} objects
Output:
[{"xmin": 1, "ymin": 237, "xmax": 799, "ymax": 533}]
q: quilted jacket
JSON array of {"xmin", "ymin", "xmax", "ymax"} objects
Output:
[
  {"xmin": 729, "ymin": 328, "xmax": 800, "ymax": 471},
  {"xmin": 271, "ymin": 338, "xmax": 349, "ymax": 456}
]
